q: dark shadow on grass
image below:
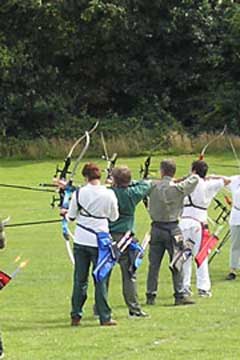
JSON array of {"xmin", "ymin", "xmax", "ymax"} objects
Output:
[{"xmin": 3, "ymin": 321, "xmax": 100, "ymax": 332}]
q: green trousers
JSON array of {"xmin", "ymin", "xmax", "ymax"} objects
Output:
[
  {"xmin": 71, "ymin": 243, "xmax": 111, "ymax": 324},
  {"xmin": 112, "ymin": 233, "xmax": 142, "ymax": 314}
]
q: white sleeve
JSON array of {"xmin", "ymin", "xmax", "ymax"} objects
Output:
[
  {"xmin": 226, "ymin": 175, "xmax": 239, "ymax": 192},
  {"xmin": 205, "ymin": 179, "xmax": 224, "ymax": 199},
  {"xmin": 67, "ymin": 191, "xmax": 79, "ymax": 220},
  {"xmin": 108, "ymin": 191, "xmax": 119, "ymax": 222}
]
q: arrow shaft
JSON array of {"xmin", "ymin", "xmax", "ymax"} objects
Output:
[
  {"xmin": 5, "ymin": 219, "xmax": 61, "ymax": 228},
  {"xmin": 0, "ymin": 183, "xmax": 55, "ymax": 193}
]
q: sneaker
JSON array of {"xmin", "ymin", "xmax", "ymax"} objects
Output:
[
  {"xmin": 175, "ymin": 297, "xmax": 195, "ymax": 306},
  {"xmin": 198, "ymin": 289, "xmax": 212, "ymax": 298},
  {"xmin": 183, "ymin": 287, "xmax": 193, "ymax": 297},
  {"xmin": 100, "ymin": 319, "xmax": 117, "ymax": 326},
  {"xmin": 0, "ymin": 350, "xmax": 4, "ymax": 359},
  {"xmin": 225, "ymin": 272, "xmax": 236, "ymax": 281},
  {"xmin": 129, "ymin": 310, "xmax": 149, "ymax": 318},
  {"xmin": 146, "ymin": 294, "xmax": 156, "ymax": 305},
  {"xmin": 71, "ymin": 316, "xmax": 81, "ymax": 326}
]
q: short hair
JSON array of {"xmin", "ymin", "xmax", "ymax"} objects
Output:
[
  {"xmin": 112, "ymin": 166, "xmax": 131, "ymax": 187},
  {"xmin": 160, "ymin": 159, "xmax": 176, "ymax": 177},
  {"xmin": 191, "ymin": 160, "xmax": 208, "ymax": 178},
  {"xmin": 82, "ymin": 163, "xmax": 101, "ymax": 180}
]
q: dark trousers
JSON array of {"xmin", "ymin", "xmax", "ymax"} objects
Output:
[
  {"xmin": 146, "ymin": 222, "xmax": 184, "ymax": 300},
  {"xmin": 0, "ymin": 335, "xmax": 3, "ymax": 352},
  {"xmin": 71, "ymin": 243, "xmax": 111, "ymax": 324},
  {"xmin": 112, "ymin": 233, "xmax": 141, "ymax": 314}
]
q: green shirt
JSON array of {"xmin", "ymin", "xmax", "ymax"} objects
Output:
[{"xmin": 109, "ymin": 180, "xmax": 152, "ymax": 233}]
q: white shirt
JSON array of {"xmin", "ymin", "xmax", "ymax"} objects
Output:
[
  {"xmin": 182, "ymin": 178, "xmax": 224, "ymax": 222},
  {"xmin": 68, "ymin": 184, "xmax": 119, "ymax": 247},
  {"xmin": 227, "ymin": 176, "xmax": 240, "ymax": 226}
]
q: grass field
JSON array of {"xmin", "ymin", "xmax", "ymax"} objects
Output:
[{"xmin": 0, "ymin": 154, "xmax": 240, "ymax": 360}]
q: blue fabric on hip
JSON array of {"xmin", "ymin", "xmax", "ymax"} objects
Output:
[
  {"xmin": 129, "ymin": 241, "xmax": 144, "ymax": 271},
  {"xmin": 77, "ymin": 223, "xmax": 116, "ymax": 282}
]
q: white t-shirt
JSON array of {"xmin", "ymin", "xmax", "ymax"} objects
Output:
[
  {"xmin": 182, "ymin": 178, "xmax": 224, "ymax": 222},
  {"xmin": 68, "ymin": 184, "xmax": 119, "ymax": 247},
  {"xmin": 227, "ymin": 176, "xmax": 240, "ymax": 226}
]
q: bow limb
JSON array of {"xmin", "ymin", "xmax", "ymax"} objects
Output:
[
  {"xmin": 100, "ymin": 132, "xmax": 118, "ymax": 180},
  {"xmin": 199, "ymin": 125, "xmax": 227, "ymax": 160},
  {"xmin": 68, "ymin": 121, "xmax": 99, "ymax": 159},
  {"xmin": 100, "ymin": 131, "xmax": 109, "ymax": 161},
  {"xmin": 54, "ymin": 121, "xmax": 99, "ymax": 181},
  {"xmin": 70, "ymin": 131, "xmax": 90, "ymax": 181},
  {"xmin": 62, "ymin": 216, "xmax": 75, "ymax": 265},
  {"xmin": 61, "ymin": 184, "xmax": 75, "ymax": 265},
  {"xmin": 227, "ymin": 135, "xmax": 240, "ymax": 172}
]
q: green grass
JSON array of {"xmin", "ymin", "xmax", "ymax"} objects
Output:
[{"xmin": 0, "ymin": 154, "xmax": 240, "ymax": 360}]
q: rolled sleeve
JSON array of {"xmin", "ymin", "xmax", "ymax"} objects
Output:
[{"xmin": 175, "ymin": 174, "xmax": 199, "ymax": 195}]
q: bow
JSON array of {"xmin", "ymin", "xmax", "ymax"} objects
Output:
[
  {"xmin": 51, "ymin": 121, "xmax": 99, "ymax": 207},
  {"xmin": 49, "ymin": 122, "xmax": 99, "ymax": 264},
  {"xmin": 61, "ymin": 131, "xmax": 91, "ymax": 264}
]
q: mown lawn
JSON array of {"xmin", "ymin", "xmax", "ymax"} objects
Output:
[{"xmin": 0, "ymin": 154, "xmax": 239, "ymax": 360}]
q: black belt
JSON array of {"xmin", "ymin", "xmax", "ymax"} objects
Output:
[{"xmin": 152, "ymin": 221, "xmax": 178, "ymax": 228}]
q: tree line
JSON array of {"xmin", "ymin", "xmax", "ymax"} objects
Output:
[{"xmin": 0, "ymin": 0, "xmax": 239, "ymax": 141}]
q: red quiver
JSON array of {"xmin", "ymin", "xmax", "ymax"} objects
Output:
[
  {"xmin": 0, "ymin": 270, "xmax": 11, "ymax": 290},
  {"xmin": 195, "ymin": 225, "xmax": 219, "ymax": 267}
]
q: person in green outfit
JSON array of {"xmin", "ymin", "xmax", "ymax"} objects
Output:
[{"xmin": 109, "ymin": 166, "xmax": 152, "ymax": 318}]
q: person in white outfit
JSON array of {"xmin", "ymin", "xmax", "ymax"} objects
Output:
[
  {"xmin": 67, "ymin": 163, "xmax": 119, "ymax": 326},
  {"xmin": 179, "ymin": 160, "xmax": 230, "ymax": 297},
  {"xmin": 225, "ymin": 176, "xmax": 240, "ymax": 280}
]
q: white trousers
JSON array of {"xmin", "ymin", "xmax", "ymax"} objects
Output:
[
  {"xmin": 179, "ymin": 218, "xmax": 211, "ymax": 291},
  {"xmin": 230, "ymin": 225, "xmax": 240, "ymax": 269}
]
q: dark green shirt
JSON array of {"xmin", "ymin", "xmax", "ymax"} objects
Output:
[{"xmin": 109, "ymin": 180, "xmax": 151, "ymax": 233}]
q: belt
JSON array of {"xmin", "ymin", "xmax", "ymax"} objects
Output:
[{"xmin": 152, "ymin": 220, "xmax": 178, "ymax": 227}]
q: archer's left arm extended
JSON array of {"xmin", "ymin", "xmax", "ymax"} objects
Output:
[
  {"xmin": 130, "ymin": 180, "xmax": 153, "ymax": 204},
  {"xmin": 175, "ymin": 174, "xmax": 200, "ymax": 196},
  {"xmin": 64, "ymin": 190, "xmax": 79, "ymax": 221}
]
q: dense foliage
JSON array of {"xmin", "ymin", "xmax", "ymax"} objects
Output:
[{"xmin": 0, "ymin": 0, "xmax": 239, "ymax": 140}]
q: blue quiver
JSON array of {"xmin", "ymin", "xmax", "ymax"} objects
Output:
[
  {"xmin": 129, "ymin": 241, "xmax": 144, "ymax": 273},
  {"xmin": 93, "ymin": 232, "xmax": 117, "ymax": 283}
]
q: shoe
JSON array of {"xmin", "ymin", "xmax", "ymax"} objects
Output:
[
  {"xmin": 101, "ymin": 319, "xmax": 117, "ymax": 326},
  {"xmin": 198, "ymin": 289, "xmax": 212, "ymax": 298},
  {"xmin": 225, "ymin": 272, "xmax": 236, "ymax": 281},
  {"xmin": 71, "ymin": 316, "xmax": 81, "ymax": 326},
  {"xmin": 175, "ymin": 297, "xmax": 195, "ymax": 306},
  {"xmin": 146, "ymin": 294, "xmax": 156, "ymax": 305},
  {"xmin": 183, "ymin": 287, "xmax": 193, "ymax": 297},
  {"xmin": 129, "ymin": 310, "xmax": 149, "ymax": 318},
  {"xmin": 0, "ymin": 350, "xmax": 4, "ymax": 359}
]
